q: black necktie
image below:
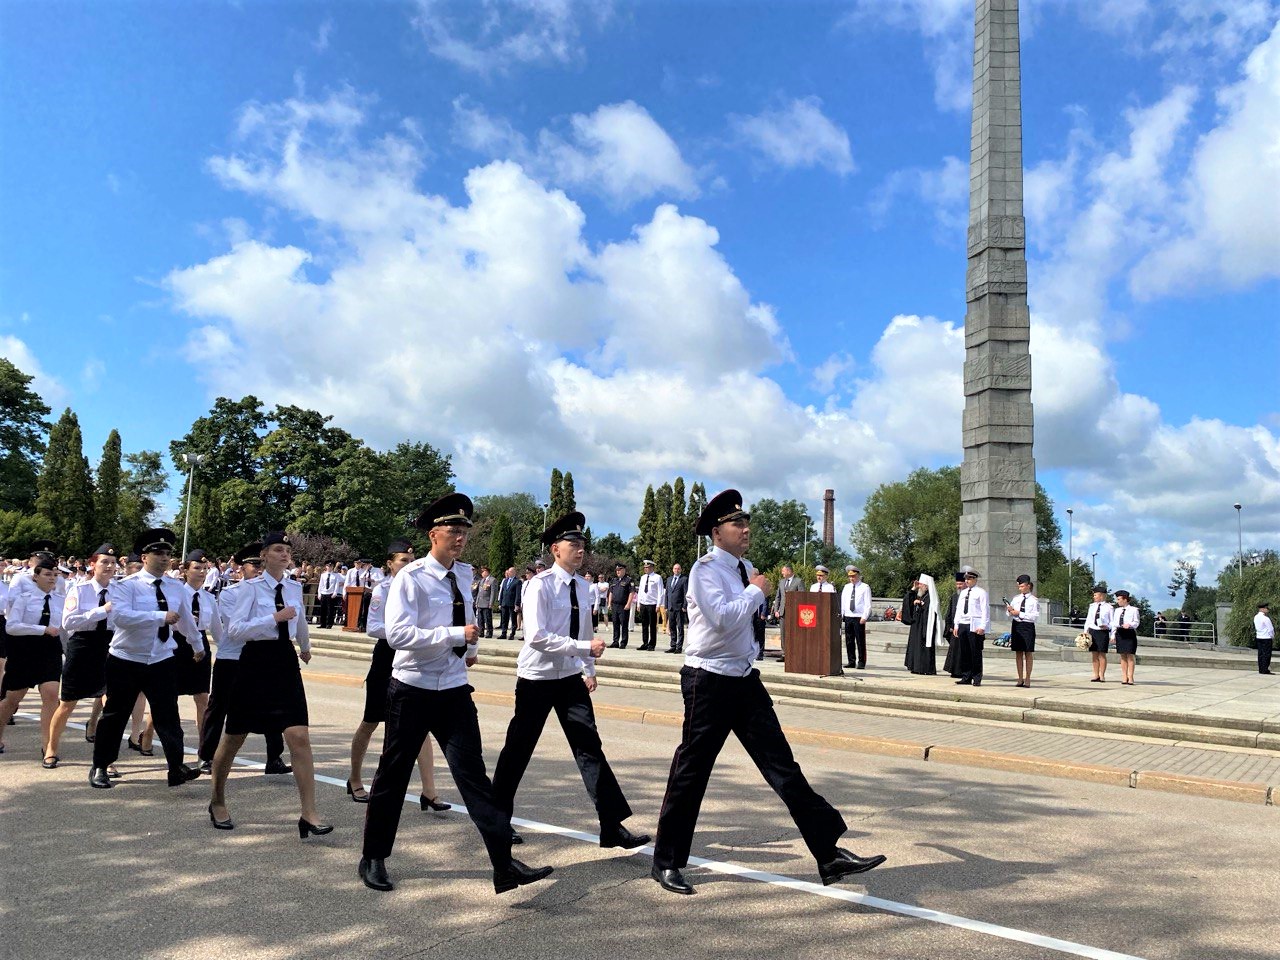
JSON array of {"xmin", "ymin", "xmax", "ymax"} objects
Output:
[
  {"xmin": 192, "ymin": 590, "xmax": 208, "ymax": 644},
  {"xmin": 154, "ymin": 579, "xmax": 169, "ymax": 641},
  {"xmin": 1019, "ymin": 596, "xmax": 1027, "ymax": 614},
  {"xmin": 962, "ymin": 589, "xmax": 970, "ymax": 614},
  {"xmin": 445, "ymin": 571, "xmax": 467, "ymax": 657},
  {"xmin": 1094, "ymin": 605, "xmax": 1101, "ymax": 626},
  {"xmin": 274, "ymin": 583, "xmax": 290, "ymax": 643},
  {"xmin": 737, "ymin": 561, "xmax": 749, "ymax": 588},
  {"xmin": 569, "ymin": 579, "xmax": 580, "ymax": 641},
  {"xmin": 97, "ymin": 588, "xmax": 109, "ymax": 635},
  {"xmin": 39, "ymin": 594, "xmax": 51, "ymax": 627}
]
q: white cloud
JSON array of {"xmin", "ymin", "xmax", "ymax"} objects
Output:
[
  {"xmin": 411, "ymin": 0, "xmax": 608, "ymax": 74},
  {"xmin": 869, "ymin": 155, "xmax": 967, "ymax": 233},
  {"xmin": 842, "ymin": 0, "xmax": 971, "ymax": 112},
  {"xmin": 313, "ymin": 17, "xmax": 333, "ymax": 53},
  {"xmin": 1, "ymin": 334, "xmax": 67, "ymax": 407},
  {"xmin": 730, "ymin": 97, "xmax": 856, "ymax": 175},
  {"xmin": 453, "ymin": 99, "xmax": 699, "ymax": 205},
  {"xmin": 812, "ymin": 352, "xmax": 855, "ymax": 394}
]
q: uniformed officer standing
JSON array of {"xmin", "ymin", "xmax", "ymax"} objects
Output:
[
  {"xmin": 1005, "ymin": 574, "xmax": 1039, "ymax": 688},
  {"xmin": 1255, "ymin": 602, "xmax": 1275, "ymax": 675},
  {"xmin": 492, "ymin": 512, "xmax": 650, "ymax": 851},
  {"xmin": 650, "ymin": 490, "xmax": 885, "ymax": 895},
  {"xmin": 358, "ymin": 493, "xmax": 553, "ymax": 894},
  {"xmin": 89, "ymin": 528, "xmax": 203, "ymax": 789},
  {"xmin": 634, "ymin": 559, "xmax": 665, "ymax": 651},
  {"xmin": 954, "ymin": 569, "xmax": 989, "ymax": 687},
  {"xmin": 317, "ymin": 564, "xmax": 342, "ymax": 629},
  {"xmin": 607, "ymin": 564, "xmax": 634, "ymax": 648}
]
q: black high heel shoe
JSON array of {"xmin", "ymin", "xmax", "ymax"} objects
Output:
[
  {"xmin": 346, "ymin": 780, "xmax": 369, "ymax": 803},
  {"xmin": 298, "ymin": 817, "xmax": 334, "ymax": 839},
  {"xmin": 208, "ymin": 803, "xmax": 234, "ymax": 831},
  {"xmin": 127, "ymin": 737, "xmax": 142, "ymax": 752},
  {"xmin": 420, "ymin": 795, "xmax": 452, "ymax": 812}
]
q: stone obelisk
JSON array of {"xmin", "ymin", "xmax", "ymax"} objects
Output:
[{"xmin": 959, "ymin": 0, "xmax": 1037, "ymax": 593}]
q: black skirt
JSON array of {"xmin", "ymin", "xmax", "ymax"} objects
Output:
[
  {"xmin": 1114, "ymin": 627, "xmax": 1138, "ymax": 656},
  {"xmin": 225, "ymin": 636, "xmax": 308, "ymax": 735},
  {"xmin": 1010, "ymin": 621, "xmax": 1036, "ymax": 652},
  {"xmin": 0, "ymin": 614, "xmax": 7, "ymax": 659},
  {"xmin": 60, "ymin": 632, "xmax": 110, "ymax": 701},
  {"xmin": 172, "ymin": 631, "xmax": 212, "ymax": 696},
  {"xmin": 3, "ymin": 633, "xmax": 63, "ymax": 690},
  {"xmin": 362, "ymin": 637, "xmax": 394, "ymax": 724},
  {"xmin": 1088, "ymin": 628, "xmax": 1111, "ymax": 654}
]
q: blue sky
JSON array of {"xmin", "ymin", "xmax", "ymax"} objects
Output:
[{"xmin": 2, "ymin": 0, "xmax": 1278, "ymax": 600}]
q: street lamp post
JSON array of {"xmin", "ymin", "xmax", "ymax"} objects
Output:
[
  {"xmin": 180, "ymin": 453, "xmax": 205, "ymax": 560},
  {"xmin": 1091, "ymin": 552, "xmax": 1097, "ymax": 582},
  {"xmin": 1066, "ymin": 508, "xmax": 1074, "ymax": 615},
  {"xmin": 801, "ymin": 513, "xmax": 811, "ymax": 569},
  {"xmin": 1234, "ymin": 503, "xmax": 1243, "ymax": 583}
]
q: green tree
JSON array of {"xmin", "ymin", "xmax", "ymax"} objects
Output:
[
  {"xmin": 36, "ymin": 408, "xmax": 95, "ymax": 554},
  {"xmin": 1038, "ymin": 557, "xmax": 1095, "ymax": 616},
  {"xmin": 653, "ymin": 482, "xmax": 674, "ymax": 570},
  {"xmin": 1224, "ymin": 554, "xmax": 1280, "ymax": 646},
  {"xmin": 0, "ymin": 509, "xmax": 56, "ymax": 557},
  {"xmin": 383, "ymin": 440, "xmax": 455, "ymax": 529},
  {"xmin": 0, "ymin": 357, "xmax": 51, "ymax": 512},
  {"xmin": 548, "ymin": 468, "xmax": 565, "ymax": 519},
  {"xmin": 93, "ymin": 429, "xmax": 124, "ymax": 547},
  {"xmin": 170, "ymin": 396, "xmax": 268, "ymax": 549},
  {"xmin": 119, "ymin": 451, "xmax": 168, "ymax": 542},
  {"xmin": 588, "ymin": 532, "xmax": 637, "ymax": 578},
  {"xmin": 635, "ymin": 485, "xmax": 659, "ymax": 563},
  {"xmin": 687, "ymin": 482, "xmax": 707, "ymax": 558},
  {"xmin": 488, "ymin": 513, "xmax": 516, "ymax": 574},
  {"xmin": 562, "ymin": 471, "xmax": 576, "ymax": 512},
  {"xmin": 665, "ymin": 476, "xmax": 694, "ymax": 571},
  {"xmin": 746, "ymin": 498, "xmax": 820, "ymax": 573},
  {"xmin": 255, "ymin": 404, "xmax": 353, "ymax": 531},
  {"xmin": 329, "ymin": 445, "xmax": 396, "ymax": 555},
  {"xmin": 474, "ymin": 492, "xmax": 542, "ymax": 563}
]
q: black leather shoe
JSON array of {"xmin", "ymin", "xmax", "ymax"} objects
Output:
[
  {"xmin": 494, "ymin": 858, "xmax": 553, "ymax": 894},
  {"xmin": 263, "ymin": 757, "xmax": 292, "ymax": 775},
  {"xmin": 599, "ymin": 824, "xmax": 651, "ymax": 849},
  {"xmin": 955, "ymin": 678, "xmax": 972, "ymax": 685},
  {"xmin": 89, "ymin": 767, "xmax": 114, "ymax": 789},
  {"xmin": 510, "ymin": 828, "xmax": 523, "ymax": 845},
  {"xmin": 971, "ymin": 679, "xmax": 982, "ymax": 687},
  {"xmin": 651, "ymin": 865, "xmax": 693, "ymax": 895},
  {"xmin": 817, "ymin": 848, "xmax": 887, "ymax": 886},
  {"xmin": 168, "ymin": 764, "xmax": 202, "ymax": 786},
  {"xmin": 359, "ymin": 857, "xmax": 394, "ymax": 891},
  {"xmin": 198, "ymin": 760, "xmax": 212, "ymax": 774}
]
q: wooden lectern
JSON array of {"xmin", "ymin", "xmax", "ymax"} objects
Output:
[
  {"xmin": 342, "ymin": 587, "xmax": 366, "ymax": 633},
  {"xmin": 784, "ymin": 592, "xmax": 841, "ymax": 676}
]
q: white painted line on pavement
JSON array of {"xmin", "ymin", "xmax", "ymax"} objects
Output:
[{"xmin": 28, "ymin": 711, "xmax": 1147, "ymax": 960}]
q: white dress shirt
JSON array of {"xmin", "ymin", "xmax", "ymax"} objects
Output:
[
  {"xmin": 202, "ymin": 565, "xmax": 222, "ymax": 592},
  {"xmin": 810, "ymin": 581, "xmax": 837, "ymax": 593},
  {"xmin": 956, "ymin": 585, "xmax": 990, "ymax": 632},
  {"xmin": 684, "ymin": 547, "xmax": 766, "ymax": 678},
  {"xmin": 1255, "ymin": 612, "xmax": 1275, "ymax": 640},
  {"xmin": 1086, "ymin": 601, "xmax": 1114, "ymax": 631},
  {"xmin": 636, "ymin": 571, "xmax": 665, "ymax": 606},
  {"xmin": 516, "ymin": 564, "xmax": 596, "ymax": 681},
  {"xmin": 840, "ymin": 581, "xmax": 872, "ymax": 619},
  {"xmin": 221, "ymin": 571, "xmax": 310, "ymax": 653},
  {"xmin": 318, "ymin": 571, "xmax": 342, "ymax": 596},
  {"xmin": 385, "ymin": 554, "xmax": 475, "ymax": 691},
  {"xmin": 366, "ymin": 576, "xmax": 393, "ymax": 640},
  {"xmin": 186, "ymin": 583, "xmax": 225, "ymax": 649},
  {"xmin": 62, "ymin": 578, "xmax": 114, "ymax": 634},
  {"xmin": 1010, "ymin": 592, "xmax": 1040, "ymax": 623},
  {"xmin": 7, "ymin": 585, "xmax": 67, "ymax": 639},
  {"xmin": 107, "ymin": 571, "xmax": 201, "ymax": 665},
  {"xmin": 1111, "ymin": 604, "xmax": 1138, "ymax": 635}
]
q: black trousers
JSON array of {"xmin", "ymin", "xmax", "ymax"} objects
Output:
[
  {"xmin": 957, "ymin": 624, "xmax": 984, "ymax": 681},
  {"xmin": 92, "ymin": 655, "xmax": 186, "ymax": 772},
  {"xmin": 611, "ymin": 606, "xmax": 630, "ymax": 646},
  {"xmin": 667, "ymin": 608, "xmax": 686, "ymax": 648},
  {"xmin": 477, "ymin": 606, "xmax": 493, "ymax": 637},
  {"xmin": 198, "ymin": 658, "xmax": 285, "ymax": 763},
  {"xmin": 318, "ymin": 595, "xmax": 338, "ymax": 629},
  {"xmin": 492, "ymin": 675, "xmax": 632, "ymax": 828},
  {"xmin": 498, "ymin": 605, "xmax": 516, "ymax": 637},
  {"xmin": 653, "ymin": 667, "xmax": 846, "ymax": 870},
  {"xmin": 1259, "ymin": 638, "xmax": 1273, "ymax": 673},
  {"xmin": 843, "ymin": 618, "xmax": 867, "ymax": 667},
  {"xmin": 636, "ymin": 604, "xmax": 658, "ymax": 648},
  {"xmin": 362, "ymin": 680, "xmax": 512, "ymax": 869},
  {"xmin": 753, "ymin": 617, "xmax": 766, "ymax": 658},
  {"xmin": 358, "ymin": 590, "xmax": 373, "ymax": 631}
]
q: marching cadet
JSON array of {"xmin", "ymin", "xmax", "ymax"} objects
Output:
[
  {"xmin": 45, "ymin": 544, "xmax": 120, "ymax": 769},
  {"xmin": 359, "ymin": 493, "xmax": 552, "ymax": 895},
  {"xmin": 634, "ymin": 559, "xmax": 665, "ymax": 651},
  {"xmin": 89, "ymin": 528, "xmax": 204, "ymax": 789},
  {"xmin": 650, "ymin": 490, "xmax": 885, "ymax": 896},
  {"xmin": 174, "ymin": 550, "xmax": 217, "ymax": 743},
  {"xmin": 954, "ymin": 568, "xmax": 989, "ymax": 687},
  {"xmin": 492, "ymin": 512, "xmax": 650, "ymax": 851},
  {"xmin": 0, "ymin": 560, "xmax": 66, "ymax": 758},
  {"xmin": 207, "ymin": 532, "xmax": 329, "ymax": 836},
  {"xmin": 196, "ymin": 543, "xmax": 288, "ymax": 775},
  {"xmin": 347, "ymin": 538, "xmax": 450, "ymax": 812},
  {"xmin": 1005, "ymin": 574, "xmax": 1039, "ymax": 688}
]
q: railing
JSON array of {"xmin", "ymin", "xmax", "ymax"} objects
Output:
[{"xmin": 1051, "ymin": 616, "xmax": 1216, "ymax": 643}]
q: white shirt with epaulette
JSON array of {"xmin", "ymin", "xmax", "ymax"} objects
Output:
[
  {"xmin": 516, "ymin": 565, "xmax": 596, "ymax": 681},
  {"xmin": 684, "ymin": 547, "xmax": 766, "ymax": 677},
  {"xmin": 385, "ymin": 554, "xmax": 475, "ymax": 691}
]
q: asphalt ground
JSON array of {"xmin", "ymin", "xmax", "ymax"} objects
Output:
[{"xmin": 1, "ymin": 667, "xmax": 1277, "ymax": 960}]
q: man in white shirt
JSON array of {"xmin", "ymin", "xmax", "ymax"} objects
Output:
[
  {"xmin": 954, "ymin": 568, "xmax": 989, "ymax": 687},
  {"xmin": 492, "ymin": 512, "xmax": 649, "ymax": 851},
  {"xmin": 1005, "ymin": 574, "xmax": 1039, "ymax": 688},
  {"xmin": 317, "ymin": 563, "xmax": 342, "ymax": 629},
  {"xmin": 810, "ymin": 565, "xmax": 836, "ymax": 594},
  {"xmin": 1254, "ymin": 601, "xmax": 1274, "ymax": 675},
  {"xmin": 359, "ymin": 493, "xmax": 553, "ymax": 896},
  {"xmin": 635, "ymin": 559, "xmax": 665, "ymax": 651},
  {"xmin": 650, "ymin": 489, "xmax": 885, "ymax": 896},
  {"xmin": 840, "ymin": 565, "xmax": 872, "ymax": 670}
]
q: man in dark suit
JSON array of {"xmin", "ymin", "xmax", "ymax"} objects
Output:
[
  {"xmin": 497, "ymin": 567, "xmax": 520, "ymax": 639},
  {"xmin": 663, "ymin": 563, "xmax": 688, "ymax": 654}
]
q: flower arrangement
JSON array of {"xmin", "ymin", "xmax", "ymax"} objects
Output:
[{"xmin": 1074, "ymin": 633, "xmax": 1092, "ymax": 650}]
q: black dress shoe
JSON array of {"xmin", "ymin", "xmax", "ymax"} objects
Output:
[
  {"xmin": 971, "ymin": 680, "xmax": 982, "ymax": 687},
  {"xmin": 665, "ymin": 647, "xmax": 679, "ymax": 654},
  {"xmin": 263, "ymin": 757, "xmax": 292, "ymax": 775},
  {"xmin": 510, "ymin": 828, "xmax": 523, "ymax": 845},
  {"xmin": 651, "ymin": 865, "xmax": 693, "ymax": 895},
  {"xmin": 127, "ymin": 737, "xmax": 143, "ymax": 752},
  {"xmin": 420, "ymin": 795, "xmax": 451, "ymax": 812},
  {"xmin": 817, "ymin": 848, "xmax": 887, "ymax": 886},
  {"xmin": 168, "ymin": 764, "xmax": 202, "ymax": 787},
  {"xmin": 359, "ymin": 857, "xmax": 394, "ymax": 892},
  {"xmin": 298, "ymin": 817, "xmax": 334, "ymax": 839},
  {"xmin": 198, "ymin": 760, "xmax": 212, "ymax": 774},
  {"xmin": 89, "ymin": 767, "xmax": 114, "ymax": 789},
  {"xmin": 494, "ymin": 858, "xmax": 554, "ymax": 894},
  {"xmin": 955, "ymin": 678, "xmax": 972, "ymax": 685},
  {"xmin": 599, "ymin": 824, "xmax": 651, "ymax": 849}
]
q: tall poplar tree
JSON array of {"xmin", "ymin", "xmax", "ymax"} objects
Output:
[
  {"xmin": 94, "ymin": 429, "xmax": 124, "ymax": 547},
  {"xmin": 36, "ymin": 408, "xmax": 95, "ymax": 554},
  {"xmin": 635, "ymin": 484, "xmax": 659, "ymax": 562},
  {"xmin": 562, "ymin": 471, "xmax": 576, "ymax": 511},
  {"xmin": 489, "ymin": 513, "xmax": 516, "ymax": 574},
  {"xmin": 548, "ymin": 468, "xmax": 565, "ymax": 519},
  {"xmin": 653, "ymin": 482, "xmax": 674, "ymax": 571}
]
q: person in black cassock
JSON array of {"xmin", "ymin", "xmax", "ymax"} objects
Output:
[
  {"xmin": 902, "ymin": 574, "xmax": 939, "ymax": 675},
  {"xmin": 942, "ymin": 571, "xmax": 965, "ymax": 678}
]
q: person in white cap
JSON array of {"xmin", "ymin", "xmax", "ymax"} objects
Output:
[
  {"xmin": 635, "ymin": 559, "xmax": 665, "ymax": 651},
  {"xmin": 954, "ymin": 568, "xmax": 989, "ymax": 687},
  {"xmin": 840, "ymin": 565, "xmax": 871, "ymax": 669}
]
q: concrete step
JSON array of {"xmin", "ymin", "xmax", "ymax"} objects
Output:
[{"xmin": 880, "ymin": 639, "xmax": 1258, "ymax": 670}]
